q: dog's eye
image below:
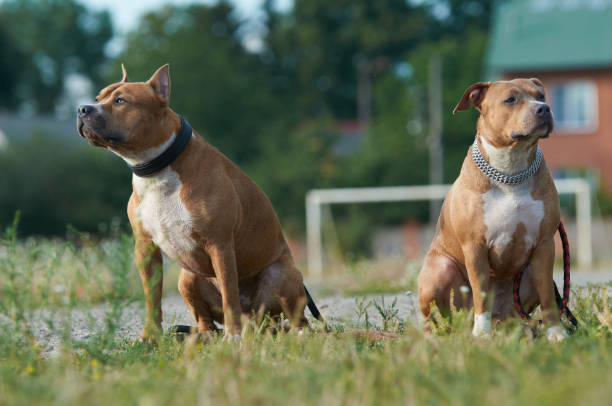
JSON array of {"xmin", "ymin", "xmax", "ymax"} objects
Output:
[
  {"xmin": 504, "ymin": 95, "xmax": 517, "ymax": 104},
  {"xmin": 114, "ymin": 97, "xmax": 126, "ymax": 104},
  {"xmin": 536, "ymin": 93, "xmax": 545, "ymax": 102},
  {"xmin": 94, "ymin": 96, "xmax": 99, "ymax": 102}
]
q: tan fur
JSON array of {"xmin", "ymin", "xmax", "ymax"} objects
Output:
[
  {"xmin": 79, "ymin": 65, "xmax": 308, "ymax": 341},
  {"xmin": 418, "ymin": 79, "xmax": 561, "ymax": 334}
]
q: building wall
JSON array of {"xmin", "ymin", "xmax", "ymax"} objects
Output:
[{"xmin": 503, "ymin": 68, "xmax": 612, "ymax": 191}]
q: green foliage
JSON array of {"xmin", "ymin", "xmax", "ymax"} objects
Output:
[
  {"xmin": 423, "ymin": 0, "xmax": 502, "ymax": 36},
  {"xmin": 0, "ymin": 0, "xmax": 113, "ymax": 113},
  {"xmin": 263, "ymin": 0, "xmax": 429, "ymax": 119},
  {"xmin": 0, "ymin": 135, "xmax": 131, "ymax": 236},
  {"xmin": 409, "ymin": 29, "xmax": 489, "ymax": 180},
  {"xmin": 0, "ymin": 20, "xmax": 25, "ymax": 109}
]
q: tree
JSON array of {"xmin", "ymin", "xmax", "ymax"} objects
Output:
[
  {"xmin": 0, "ymin": 20, "xmax": 25, "ymax": 110},
  {"xmin": 423, "ymin": 0, "xmax": 502, "ymax": 38},
  {"xmin": 0, "ymin": 0, "xmax": 113, "ymax": 113},
  {"xmin": 262, "ymin": 0, "xmax": 429, "ymax": 120},
  {"xmin": 116, "ymin": 3, "xmax": 281, "ymax": 165}
]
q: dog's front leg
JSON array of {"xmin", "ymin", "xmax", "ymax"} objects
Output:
[
  {"xmin": 530, "ymin": 238, "xmax": 567, "ymax": 342},
  {"xmin": 128, "ymin": 195, "xmax": 163, "ymax": 343},
  {"xmin": 134, "ymin": 234, "xmax": 163, "ymax": 342},
  {"xmin": 207, "ymin": 241, "xmax": 242, "ymax": 341},
  {"xmin": 464, "ymin": 245, "xmax": 492, "ymax": 337}
]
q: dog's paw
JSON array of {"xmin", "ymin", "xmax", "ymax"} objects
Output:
[
  {"xmin": 546, "ymin": 325, "xmax": 568, "ymax": 343},
  {"xmin": 133, "ymin": 334, "xmax": 158, "ymax": 346},
  {"xmin": 472, "ymin": 312, "xmax": 492, "ymax": 338},
  {"xmin": 222, "ymin": 333, "xmax": 242, "ymax": 344}
]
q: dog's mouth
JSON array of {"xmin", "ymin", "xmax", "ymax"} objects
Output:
[
  {"xmin": 77, "ymin": 120, "xmax": 123, "ymax": 147},
  {"xmin": 533, "ymin": 120, "xmax": 553, "ymax": 138},
  {"xmin": 77, "ymin": 119, "xmax": 86, "ymax": 139},
  {"xmin": 511, "ymin": 120, "xmax": 553, "ymax": 140}
]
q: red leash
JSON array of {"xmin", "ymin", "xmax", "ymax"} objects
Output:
[{"xmin": 513, "ymin": 222, "xmax": 578, "ymax": 329}]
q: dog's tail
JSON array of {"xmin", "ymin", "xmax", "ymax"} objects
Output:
[{"xmin": 304, "ymin": 285, "xmax": 323, "ymax": 321}]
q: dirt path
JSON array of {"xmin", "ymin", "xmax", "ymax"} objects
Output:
[{"xmin": 19, "ymin": 270, "xmax": 612, "ymax": 356}]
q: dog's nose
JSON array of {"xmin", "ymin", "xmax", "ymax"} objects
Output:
[
  {"xmin": 78, "ymin": 104, "xmax": 94, "ymax": 117},
  {"xmin": 536, "ymin": 103, "xmax": 551, "ymax": 116}
]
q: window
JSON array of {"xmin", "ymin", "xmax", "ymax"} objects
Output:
[{"xmin": 550, "ymin": 81, "xmax": 598, "ymax": 132}]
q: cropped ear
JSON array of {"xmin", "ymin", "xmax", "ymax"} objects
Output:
[
  {"xmin": 147, "ymin": 64, "xmax": 170, "ymax": 104},
  {"xmin": 120, "ymin": 63, "xmax": 129, "ymax": 83},
  {"xmin": 530, "ymin": 77, "xmax": 544, "ymax": 91},
  {"xmin": 453, "ymin": 82, "xmax": 491, "ymax": 114}
]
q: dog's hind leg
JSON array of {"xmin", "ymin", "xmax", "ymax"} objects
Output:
[
  {"xmin": 418, "ymin": 251, "xmax": 471, "ymax": 329},
  {"xmin": 249, "ymin": 258, "xmax": 309, "ymax": 330},
  {"xmin": 178, "ymin": 269, "xmax": 223, "ymax": 333}
]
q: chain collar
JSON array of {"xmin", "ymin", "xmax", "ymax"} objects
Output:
[{"xmin": 471, "ymin": 139, "xmax": 543, "ymax": 185}]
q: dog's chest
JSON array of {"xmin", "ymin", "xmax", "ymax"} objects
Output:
[
  {"xmin": 481, "ymin": 181, "xmax": 544, "ymax": 262},
  {"xmin": 133, "ymin": 168, "xmax": 198, "ymax": 263}
]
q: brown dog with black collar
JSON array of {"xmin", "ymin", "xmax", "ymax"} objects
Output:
[
  {"xmin": 77, "ymin": 64, "xmax": 318, "ymax": 342},
  {"xmin": 417, "ymin": 78, "xmax": 567, "ymax": 342}
]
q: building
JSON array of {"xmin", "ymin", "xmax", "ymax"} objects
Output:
[{"xmin": 487, "ymin": 0, "xmax": 612, "ymax": 191}]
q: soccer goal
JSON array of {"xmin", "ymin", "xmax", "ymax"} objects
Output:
[{"xmin": 305, "ymin": 178, "xmax": 592, "ymax": 278}]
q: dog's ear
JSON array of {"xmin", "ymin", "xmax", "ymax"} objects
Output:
[
  {"xmin": 147, "ymin": 64, "xmax": 171, "ymax": 104},
  {"xmin": 120, "ymin": 63, "xmax": 129, "ymax": 83},
  {"xmin": 453, "ymin": 82, "xmax": 490, "ymax": 114},
  {"xmin": 530, "ymin": 78, "xmax": 545, "ymax": 91}
]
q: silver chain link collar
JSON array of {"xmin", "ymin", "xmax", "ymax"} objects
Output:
[{"xmin": 471, "ymin": 140, "xmax": 543, "ymax": 185}]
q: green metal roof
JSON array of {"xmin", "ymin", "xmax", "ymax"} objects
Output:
[{"xmin": 486, "ymin": 0, "xmax": 612, "ymax": 77}]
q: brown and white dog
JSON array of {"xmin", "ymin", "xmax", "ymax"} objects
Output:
[
  {"xmin": 417, "ymin": 78, "xmax": 567, "ymax": 342},
  {"xmin": 77, "ymin": 64, "xmax": 316, "ymax": 342}
]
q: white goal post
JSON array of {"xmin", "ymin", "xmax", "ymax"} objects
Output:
[{"xmin": 305, "ymin": 178, "xmax": 592, "ymax": 278}]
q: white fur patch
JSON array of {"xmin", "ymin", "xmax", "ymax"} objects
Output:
[
  {"xmin": 223, "ymin": 333, "xmax": 242, "ymax": 344},
  {"xmin": 480, "ymin": 137, "xmax": 530, "ymax": 174},
  {"xmin": 482, "ymin": 179, "xmax": 544, "ymax": 257},
  {"xmin": 479, "ymin": 138, "xmax": 544, "ymax": 258},
  {"xmin": 133, "ymin": 167, "xmax": 197, "ymax": 264},
  {"xmin": 546, "ymin": 325, "xmax": 568, "ymax": 343},
  {"xmin": 472, "ymin": 311, "xmax": 492, "ymax": 337}
]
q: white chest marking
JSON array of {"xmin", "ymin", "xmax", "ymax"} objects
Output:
[
  {"xmin": 480, "ymin": 137, "xmax": 531, "ymax": 174},
  {"xmin": 478, "ymin": 137, "xmax": 544, "ymax": 257},
  {"xmin": 133, "ymin": 167, "xmax": 197, "ymax": 262},
  {"xmin": 482, "ymin": 179, "xmax": 544, "ymax": 256}
]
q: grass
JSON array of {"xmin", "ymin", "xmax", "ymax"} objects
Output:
[
  {"xmin": 1, "ymin": 221, "xmax": 611, "ymax": 406},
  {"xmin": 310, "ymin": 258, "xmax": 419, "ymax": 297}
]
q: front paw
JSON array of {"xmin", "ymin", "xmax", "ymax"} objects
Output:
[
  {"xmin": 546, "ymin": 325, "xmax": 568, "ymax": 343},
  {"xmin": 472, "ymin": 312, "xmax": 492, "ymax": 338},
  {"xmin": 134, "ymin": 324, "xmax": 162, "ymax": 345},
  {"xmin": 134, "ymin": 333, "xmax": 158, "ymax": 346},
  {"xmin": 222, "ymin": 333, "xmax": 242, "ymax": 344}
]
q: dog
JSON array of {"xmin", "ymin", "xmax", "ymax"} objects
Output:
[
  {"xmin": 77, "ymin": 64, "xmax": 320, "ymax": 342},
  {"xmin": 417, "ymin": 78, "xmax": 567, "ymax": 342}
]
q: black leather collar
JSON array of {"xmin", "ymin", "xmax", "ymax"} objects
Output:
[{"xmin": 129, "ymin": 115, "xmax": 192, "ymax": 177}]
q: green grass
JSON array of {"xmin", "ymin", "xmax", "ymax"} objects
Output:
[
  {"xmin": 311, "ymin": 259, "xmax": 419, "ymax": 297},
  {"xmin": 1, "ymin": 221, "xmax": 611, "ymax": 406}
]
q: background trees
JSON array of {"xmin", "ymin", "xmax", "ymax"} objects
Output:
[
  {"xmin": 0, "ymin": 0, "xmax": 499, "ymax": 252},
  {"xmin": 0, "ymin": 0, "xmax": 112, "ymax": 114}
]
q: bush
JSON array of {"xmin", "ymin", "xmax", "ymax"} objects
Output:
[{"xmin": 0, "ymin": 132, "xmax": 131, "ymax": 236}]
